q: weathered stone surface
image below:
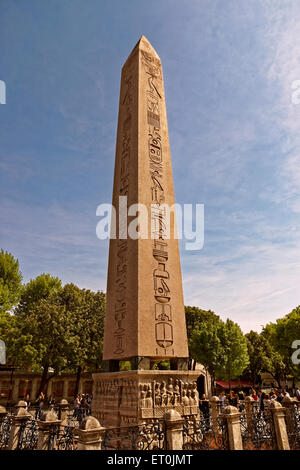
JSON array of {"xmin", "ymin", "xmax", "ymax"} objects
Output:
[
  {"xmin": 92, "ymin": 370, "xmax": 199, "ymax": 428},
  {"xmin": 40, "ymin": 409, "xmax": 59, "ymax": 422},
  {"xmin": 103, "ymin": 36, "xmax": 188, "ymax": 362},
  {"xmin": 16, "ymin": 400, "xmax": 27, "ymax": 409},
  {"xmin": 269, "ymin": 400, "xmax": 290, "ymax": 450},
  {"xmin": 77, "ymin": 416, "xmax": 105, "ymax": 451},
  {"xmin": 222, "ymin": 405, "xmax": 243, "ymax": 450}
]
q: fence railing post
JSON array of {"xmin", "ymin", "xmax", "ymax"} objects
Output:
[
  {"xmin": 269, "ymin": 400, "xmax": 290, "ymax": 450},
  {"xmin": 164, "ymin": 409, "xmax": 184, "ymax": 450},
  {"xmin": 0, "ymin": 405, "xmax": 7, "ymax": 422},
  {"xmin": 222, "ymin": 405, "xmax": 243, "ymax": 450},
  {"xmin": 244, "ymin": 396, "xmax": 254, "ymax": 435},
  {"xmin": 37, "ymin": 409, "xmax": 61, "ymax": 450},
  {"xmin": 8, "ymin": 401, "xmax": 32, "ymax": 450},
  {"xmin": 281, "ymin": 397, "xmax": 300, "ymax": 449},
  {"xmin": 0, "ymin": 405, "xmax": 9, "ymax": 449},
  {"xmin": 58, "ymin": 398, "xmax": 69, "ymax": 435},
  {"xmin": 58, "ymin": 399, "xmax": 69, "ymax": 423},
  {"xmin": 77, "ymin": 416, "xmax": 105, "ymax": 450},
  {"xmin": 210, "ymin": 396, "xmax": 220, "ymax": 433}
]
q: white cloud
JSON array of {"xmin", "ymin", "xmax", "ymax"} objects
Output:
[{"xmin": 261, "ymin": 1, "xmax": 300, "ymax": 209}]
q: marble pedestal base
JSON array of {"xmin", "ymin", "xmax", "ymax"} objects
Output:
[{"xmin": 92, "ymin": 370, "xmax": 200, "ymax": 428}]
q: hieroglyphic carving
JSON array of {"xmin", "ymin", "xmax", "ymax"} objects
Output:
[
  {"xmin": 141, "ymin": 50, "xmax": 174, "ymax": 354},
  {"xmin": 138, "ymin": 377, "xmax": 200, "ymax": 419},
  {"xmin": 93, "ymin": 375, "xmax": 200, "ymax": 426},
  {"xmin": 93, "ymin": 377, "xmax": 139, "ymax": 426},
  {"xmin": 113, "ymin": 68, "xmax": 133, "ymax": 355}
]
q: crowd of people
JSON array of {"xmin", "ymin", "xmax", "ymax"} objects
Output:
[
  {"xmin": 198, "ymin": 386, "xmax": 300, "ymax": 418},
  {"xmin": 18, "ymin": 384, "xmax": 300, "ymax": 424},
  {"xmin": 72, "ymin": 393, "xmax": 92, "ymax": 422},
  {"xmin": 21, "ymin": 392, "xmax": 55, "ymax": 418},
  {"xmin": 217, "ymin": 386, "xmax": 300, "ymax": 412},
  {"xmin": 18, "ymin": 391, "xmax": 93, "ymax": 423}
]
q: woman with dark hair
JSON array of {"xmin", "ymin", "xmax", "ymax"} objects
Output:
[
  {"xmin": 199, "ymin": 394, "xmax": 210, "ymax": 430},
  {"xmin": 228, "ymin": 390, "xmax": 238, "ymax": 407}
]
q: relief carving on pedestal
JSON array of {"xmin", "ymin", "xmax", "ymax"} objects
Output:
[{"xmin": 138, "ymin": 378, "xmax": 200, "ymax": 419}]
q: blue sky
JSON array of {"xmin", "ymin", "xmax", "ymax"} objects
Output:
[{"xmin": 1, "ymin": 0, "xmax": 300, "ymax": 332}]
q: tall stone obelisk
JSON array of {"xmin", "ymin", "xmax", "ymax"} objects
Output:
[{"xmin": 93, "ymin": 37, "xmax": 199, "ymax": 428}]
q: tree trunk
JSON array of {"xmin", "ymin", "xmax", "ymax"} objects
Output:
[
  {"xmin": 38, "ymin": 365, "xmax": 49, "ymax": 397},
  {"xmin": 74, "ymin": 365, "xmax": 82, "ymax": 397},
  {"xmin": 228, "ymin": 372, "xmax": 231, "ymax": 392},
  {"xmin": 211, "ymin": 375, "xmax": 215, "ymax": 396},
  {"xmin": 276, "ymin": 373, "xmax": 281, "ymax": 388}
]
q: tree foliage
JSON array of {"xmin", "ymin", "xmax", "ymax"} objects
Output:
[
  {"xmin": 245, "ymin": 331, "xmax": 273, "ymax": 386},
  {"xmin": 185, "ymin": 306, "xmax": 222, "ymax": 370},
  {"xmin": 262, "ymin": 307, "xmax": 300, "ymax": 385},
  {"xmin": 2, "ymin": 271, "xmax": 105, "ymax": 396},
  {"xmin": 0, "ymin": 249, "xmax": 22, "ymax": 312},
  {"xmin": 189, "ymin": 316, "xmax": 225, "ymax": 378},
  {"xmin": 16, "ymin": 273, "xmax": 62, "ymax": 315},
  {"xmin": 216, "ymin": 319, "xmax": 249, "ymax": 388}
]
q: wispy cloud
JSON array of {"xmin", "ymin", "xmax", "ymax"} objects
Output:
[
  {"xmin": 0, "ymin": 199, "xmax": 108, "ymax": 291},
  {"xmin": 260, "ymin": 0, "xmax": 300, "ymax": 210}
]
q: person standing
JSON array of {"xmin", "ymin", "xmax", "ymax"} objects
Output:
[
  {"xmin": 228, "ymin": 390, "xmax": 238, "ymax": 407},
  {"xmin": 35, "ymin": 392, "xmax": 45, "ymax": 419},
  {"xmin": 73, "ymin": 394, "xmax": 81, "ymax": 419},
  {"xmin": 48, "ymin": 395, "xmax": 55, "ymax": 409},
  {"xmin": 219, "ymin": 390, "xmax": 226, "ymax": 410},
  {"xmin": 259, "ymin": 392, "xmax": 265, "ymax": 411},
  {"xmin": 199, "ymin": 394, "xmax": 210, "ymax": 420}
]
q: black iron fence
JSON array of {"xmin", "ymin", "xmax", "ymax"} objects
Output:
[
  {"xmin": 0, "ymin": 415, "xmax": 12, "ymax": 450},
  {"xmin": 182, "ymin": 415, "xmax": 228, "ymax": 450},
  {"xmin": 102, "ymin": 420, "xmax": 166, "ymax": 450},
  {"xmin": 285, "ymin": 402, "xmax": 300, "ymax": 450},
  {"xmin": 1, "ymin": 399, "xmax": 300, "ymax": 450},
  {"xmin": 240, "ymin": 402, "xmax": 277, "ymax": 450}
]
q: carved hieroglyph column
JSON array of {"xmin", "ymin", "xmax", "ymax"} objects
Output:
[
  {"xmin": 102, "ymin": 36, "xmax": 188, "ymax": 367},
  {"xmin": 93, "ymin": 37, "xmax": 198, "ymax": 429}
]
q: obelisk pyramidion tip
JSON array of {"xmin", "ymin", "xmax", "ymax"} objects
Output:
[{"xmin": 125, "ymin": 35, "xmax": 161, "ymax": 65}]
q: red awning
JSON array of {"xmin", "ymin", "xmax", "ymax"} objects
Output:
[{"xmin": 215, "ymin": 380, "xmax": 251, "ymax": 389}]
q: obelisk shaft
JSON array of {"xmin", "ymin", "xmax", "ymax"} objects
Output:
[{"xmin": 103, "ymin": 36, "xmax": 188, "ymax": 363}]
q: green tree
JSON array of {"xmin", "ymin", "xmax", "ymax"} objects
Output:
[
  {"xmin": 0, "ymin": 249, "xmax": 22, "ymax": 312},
  {"xmin": 245, "ymin": 331, "xmax": 273, "ymax": 386},
  {"xmin": 216, "ymin": 319, "xmax": 249, "ymax": 390},
  {"xmin": 262, "ymin": 307, "xmax": 300, "ymax": 386},
  {"xmin": 9, "ymin": 274, "xmax": 65, "ymax": 394},
  {"xmin": 185, "ymin": 306, "xmax": 221, "ymax": 370},
  {"xmin": 14, "ymin": 282, "xmax": 105, "ymax": 396},
  {"xmin": 16, "ymin": 273, "xmax": 62, "ymax": 315},
  {"xmin": 189, "ymin": 315, "xmax": 226, "ymax": 393},
  {"xmin": 63, "ymin": 284, "xmax": 105, "ymax": 395},
  {"xmin": 16, "ymin": 294, "xmax": 72, "ymax": 394}
]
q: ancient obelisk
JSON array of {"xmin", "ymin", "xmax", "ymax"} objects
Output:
[{"xmin": 92, "ymin": 37, "xmax": 199, "ymax": 427}]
